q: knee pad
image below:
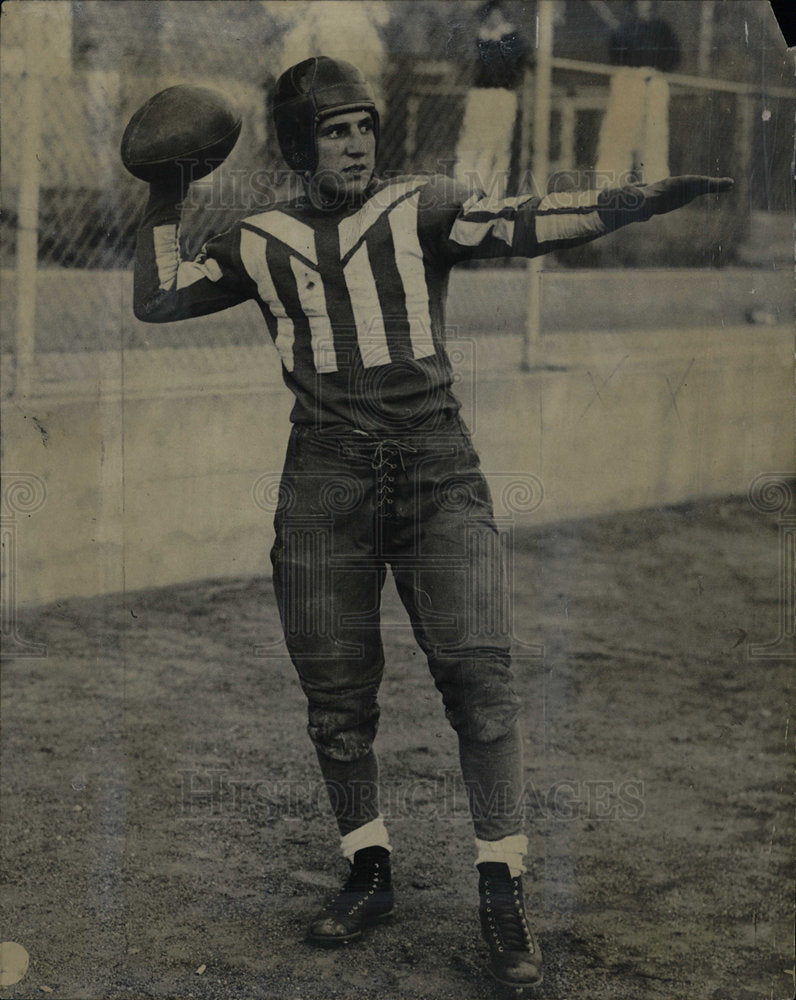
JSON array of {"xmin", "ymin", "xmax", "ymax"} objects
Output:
[
  {"xmin": 446, "ymin": 701, "xmax": 520, "ymax": 744},
  {"xmin": 306, "ymin": 702, "xmax": 380, "ymax": 763},
  {"xmin": 437, "ymin": 650, "xmax": 520, "ymax": 744}
]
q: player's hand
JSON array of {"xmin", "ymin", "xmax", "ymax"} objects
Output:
[
  {"xmin": 148, "ymin": 166, "xmax": 192, "ymax": 205},
  {"xmin": 597, "ymin": 176, "xmax": 733, "ymax": 230},
  {"xmin": 640, "ymin": 175, "xmax": 734, "ymax": 217}
]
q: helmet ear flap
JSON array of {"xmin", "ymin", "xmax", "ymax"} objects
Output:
[{"xmin": 274, "ymin": 118, "xmax": 313, "ymax": 173}]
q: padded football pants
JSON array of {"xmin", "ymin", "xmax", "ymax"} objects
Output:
[{"xmin": 271, "ymin": 416, "xmax": 524, "ymax": 841}]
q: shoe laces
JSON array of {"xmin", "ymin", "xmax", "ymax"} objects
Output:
[
  {"xmin": 343, "ymin": 857, "xmax": 384, "ymax": 893},
  {"xmin": 321, "ymin": 856, "xmax": 387, "ymax": 916},
  {"xmin": 481, "ymin": 875, "xmax": 534, "ymax": 954}
]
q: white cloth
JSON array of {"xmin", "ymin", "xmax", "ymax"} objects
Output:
[
  {"xmin": 455, "ymin": 87, "xmax": 518, "ymax": 199},
  {"xmin": 339, "ymin": 815, "xmax": 392, "ymax": 861},
  {"xmin": 475, "ymin": 833, "xmax": 529, "ymax": 878},
  {"xmin": 275, "ymin": 1, "xmax": 388, "ymax": 104},
  {"xmin": 596, "ymin": 66, "xmax": 670, "ymax": 185}
]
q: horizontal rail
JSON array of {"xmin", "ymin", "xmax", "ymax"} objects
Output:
[
  {"xmin": 407, "ymin": 59, "xmax": 796, "ymax": 100},
  {"xmin": 550, "ymin": 55, "xmax": 796, "ymax": 99}
]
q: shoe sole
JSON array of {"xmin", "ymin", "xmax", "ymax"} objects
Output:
[{"xmin": 306, "ymin": 908, "xmax": 394, "ymax": 947}]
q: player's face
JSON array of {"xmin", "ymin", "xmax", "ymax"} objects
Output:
[{"xmin": 313, "ymin": 111, "xmax": 376, "ymax": 199}]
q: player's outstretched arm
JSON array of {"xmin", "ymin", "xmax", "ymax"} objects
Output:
[
  {"xmin": 133, "ymin": 175, "xmax": 254, "ymax": 324},
  {"xmin": 437, "ymin": 175, "xmax": 734, "ymax": 264},
  {"xmin": 597, "ymin": 175, "xmax": 734, "ymax": 231}
]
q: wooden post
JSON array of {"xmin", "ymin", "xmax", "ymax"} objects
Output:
[
  {"xmin": 405, "ymin": 94, "xmax": 419, "ymax": 167},
  {"xmin": 522, "ymin": 0, "xmax": 554, "ymax": 371},
  {"xmin": 516, "ymin": 65, "xmax": 535, "ymax": 191},
  {"xmin": 14, "ymin": 13, "xmax": 44, "ymax": 399},
  {"xmin": 697, "ymin": 2, "xmax": 714, "ymax": 78},
  {"xmin": 734, "ymin": 88, "xmax": 754, "ymax": 248}
]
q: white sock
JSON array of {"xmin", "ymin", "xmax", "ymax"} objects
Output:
[
  {"xmin": 475, "ymin": 833, "xmax": 528, "ymax": 878},
  {"xmin": 339, "ymin": 814, "xmax": 392, "ymax": 861}
]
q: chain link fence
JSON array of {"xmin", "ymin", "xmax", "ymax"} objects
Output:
[{"xmin": 1, "ymin": 1, "xmax": 793, "ymax": 394}]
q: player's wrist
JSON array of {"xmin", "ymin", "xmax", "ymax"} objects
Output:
[{"xmin": 148, "ymin": 168, "xmax": 191, "ymax": 206}]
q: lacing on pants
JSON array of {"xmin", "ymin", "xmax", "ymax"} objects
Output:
[{"xmin": 369, "ymin": 440, "xmax": 418, "ymax": 513}]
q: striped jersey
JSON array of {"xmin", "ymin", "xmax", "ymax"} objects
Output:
[{"xmin": 134, "ymin": 174, "xmax": 611, "ymax": 432}]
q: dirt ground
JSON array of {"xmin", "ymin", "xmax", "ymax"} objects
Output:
[{"xmin": 1, "ymin": 496, "xmax": 792, "ymax": 1000}]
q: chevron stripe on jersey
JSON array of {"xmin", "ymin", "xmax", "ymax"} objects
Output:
[
  {"xmin": 449, "ymin": 193, "xmax": 531, "ymax": 248},
  {"xmin": 239, "ymin": 228, "xmax": 296, "ymax": 371},
  {"xmin": 534, "ymin": 190, "xmax": 606, "ymax": 247},
  {"xmin": 339, "ymin": 178, "xmax": 435, "ymax": 367},
  {"xmin": 387, "ymin": 191, "xmax": 435, "ymax": 360},
  {"xmin": 291, "ymin": 255, "xmax": 338, "ymax": 374},
  {"xmin": 136, "ymin": 171, "xmax": 656, "ymax": 430},
  {"xmin": 244, "ymin": 211, "xmax": 318, "ymax": 266},
  {"xmin": 343, "ymin": 241, "xmax": 392, "ymax": 368},
  {"xmin": 152, "ymin": 224, "xmax": 180, "ymax": 289},
  {"xmin": 337, "ymin": 179, "xmax": 427, "ymax": 258},
  {"xmin": 238, "ymin": 183, "xmax": 437, "ymax": 374},
  {"xmin": 154, "ymin": 223, "xmax": 224, "ymax": 291}
]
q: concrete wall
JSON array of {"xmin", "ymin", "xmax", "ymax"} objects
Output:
[
  {"xmin": 2, "ymin": 265, "xmax": 792, "ymax": 352},
  {"xmin": 3, "ymin": 317, "xmax": 791, "ymax": 609}
]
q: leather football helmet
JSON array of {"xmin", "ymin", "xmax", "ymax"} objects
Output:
[{"xmin": 273, "ymin": 56, "xmax": 380, "ymax": 172}]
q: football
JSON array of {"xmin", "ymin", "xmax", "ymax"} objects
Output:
[{"xmin": 120, "ymin": 85, "xmax": 242, "ymax": 182}]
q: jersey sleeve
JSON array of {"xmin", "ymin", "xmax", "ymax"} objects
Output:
[
  {"xmin": 133, "ymin": 187, "xmax": 256, "ymax": 323},
  {"xmin": 418, "ymin": 175, "xmax": 652, "ymax": 266}
]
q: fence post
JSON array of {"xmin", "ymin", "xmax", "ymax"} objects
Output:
[
  {"xmin": 516, "ymin": 65, "xmax": 535, "ymax": 189},
  {"xmin": 735, "ymin": 89, "xmax": 754, "ymax": 247},
  {"xmin": 521, "ymin": 0, "xmax": 554, "ymax": 371},
  {"xmin": 14, "ymin": 11, "xmax": 44, "ymax": 399},
  {"xmin": 405, "ymin": 94, "xmax": 419, "ymax": 167}
]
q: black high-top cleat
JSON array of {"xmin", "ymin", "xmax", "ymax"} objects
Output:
[
  {"xmin": 307, "ymin": 845, "xmax": 394, "ymax": 946},
  {"xmin": 478, "ymin": 862, "xmax": 543, "ymax": 989}
]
